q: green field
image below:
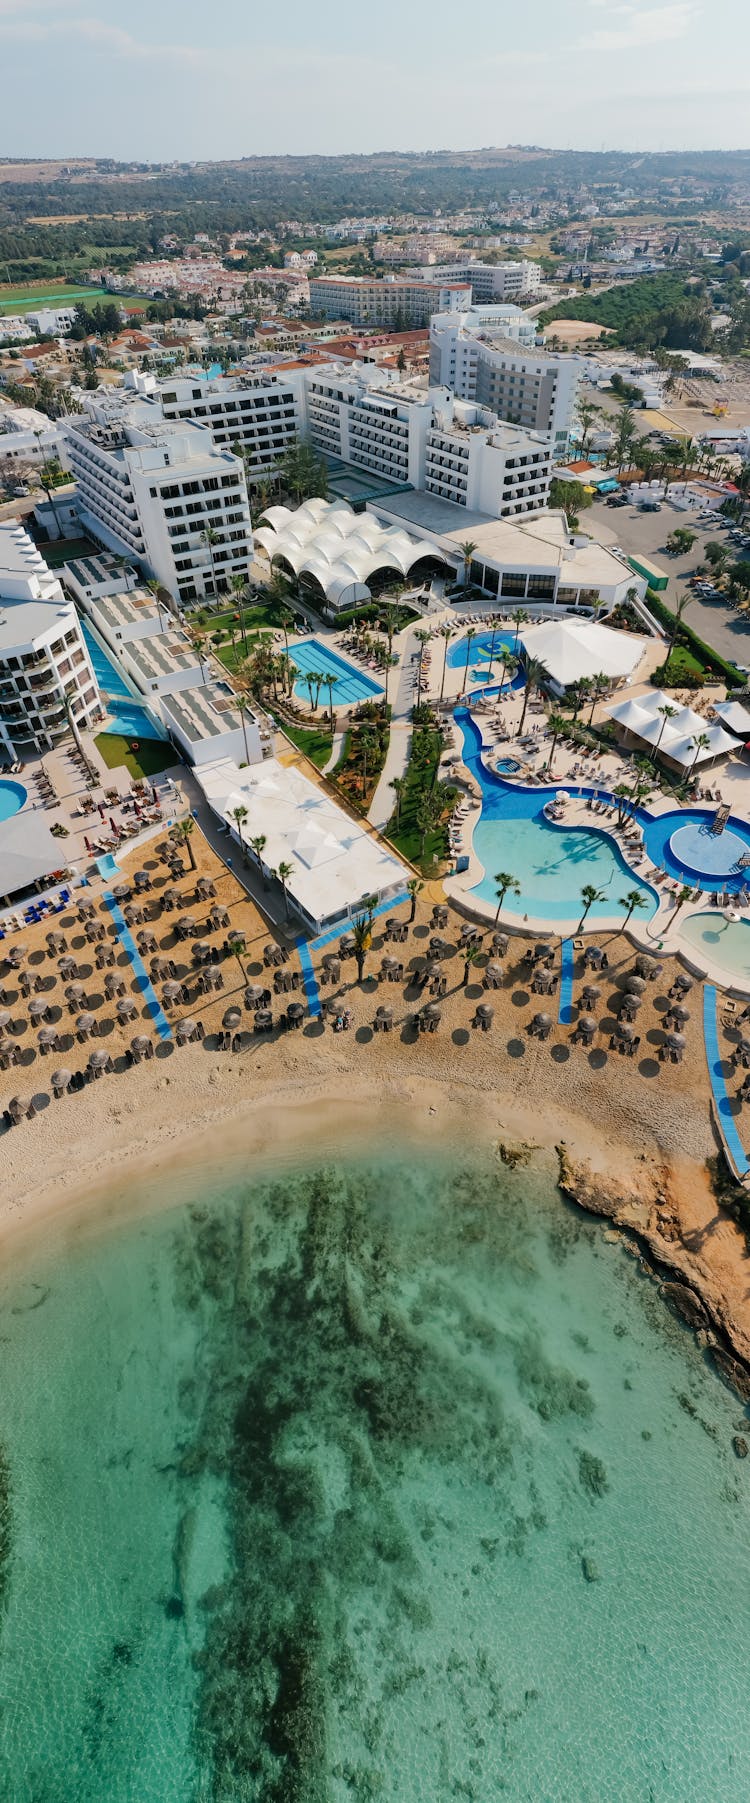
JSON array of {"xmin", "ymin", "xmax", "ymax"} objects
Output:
[{"xmin": 0, "ymin": 282, "xmax": 147, "ymax": 315}]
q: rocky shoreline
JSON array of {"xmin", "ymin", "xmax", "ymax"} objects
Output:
[{"xmin": 556, "ymin": 1143, "xmax": 750, "ymax": 1410}]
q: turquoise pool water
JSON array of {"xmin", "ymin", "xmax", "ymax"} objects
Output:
[
  {"xmin": 291, "ymin": 637, "xmax": 383, "ymax": 705},
  {"xmin": 79, "ymin": 620, "xmax": 166, "ymax": 740},
  {"xmin": 0, "ymin": 778, "xmax": 26, "ymax": 824},
  {"xmin": 643, "ymin": 806, "xmax": 750, "ymax": 894},
  {"xmin": 447, "ymin": 628, "xmax": 522, "ymax": 672},
  {"xmin": 681, "ymin": 911, "xmax": 750, "ymax": 979},
  {"xmin": 459, "ymin": 712, "xmax": 658, "ymax": 925},
  {"xmin": 1, "ymin": 1149, "xmax": 750, "ymax": 1800}
]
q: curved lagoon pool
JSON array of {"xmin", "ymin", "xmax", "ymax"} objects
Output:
[
  {"xmin": 458, "ymin": 711, "xmax": 659, "ymax": 926},
  {"xmin": 0, "ymin": 778, "xmax": 27, "ymax": 823},
  {"xmin": 643, "ymin": 807, "xmax": 750, "ymax": 893}
]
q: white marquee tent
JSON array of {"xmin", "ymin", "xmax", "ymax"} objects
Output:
[
  {"xmin": 254, "ymin": 498, "xmax": 446, "ymax": 611},
  {"xmin": 520, "ymin": 617, "xmax": 647, "ymax": 691},
  {"xmin": 607, "ymin": 691, "xmax": 739, "ymax": 769}
]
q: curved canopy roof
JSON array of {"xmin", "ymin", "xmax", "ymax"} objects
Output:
[{"xmin": 254, "ymin": 498, "xmax": 444, "ymax": 604}]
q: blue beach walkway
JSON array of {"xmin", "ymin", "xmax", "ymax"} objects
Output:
[
  {"xmin": 104, "ymin": 894, "xmax": 172, "ymax": 1041},
  {"xmin": 703, "ymin": 984, "xmax": 749, "ymax": 1179},
  {"xmin": 558, "ymin": 939, "xmax": 576, "ymax": 1025},
  {"xmin": 296, "ymin": 891, "xmax": 410, "ymax": 1018}
]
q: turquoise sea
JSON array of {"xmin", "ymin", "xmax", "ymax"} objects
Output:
[{"xmin": 1, "ymin": 1150, "xmax": 750, "ymax": 1801}]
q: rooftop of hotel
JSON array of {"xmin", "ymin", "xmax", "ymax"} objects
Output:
[
  {"xmin": 88, "ymin": 589, "xmax": 163, "ymax": 634},
  {"xmin": 161, "ymin": 683, "xmax": 243, "ymax": 742},
  {"xmin": 124, "ymin": 632, "xmax": 202, "ymax": 686}
]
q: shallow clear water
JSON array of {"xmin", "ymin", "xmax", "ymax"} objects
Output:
[
  {"xmin": 0, "ymin": 779, "xmax": 26, "ymax": 824},
  {"xmin": 1, "ymin": 1152, "xmax": 749, "ymax": 1801},
  {"xmin": 682, "ymin": 910, "xmax": 750, "ymax": 978}
]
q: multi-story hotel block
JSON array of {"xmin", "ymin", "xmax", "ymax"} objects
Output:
[
  {"xmin": 62, "ymin": 391, "xmax": 253, "ymax": 606},
  {"xmin": 0, "ymin": 522, "xmax": 101, "ymax": 760},
  {"xmin": 429, "ymin": 312, "xmax": 579, "ymax": 458},
  {"xmin": 308, "ymin": 275, "xmax": 471, "ymax": 327},
  {"xmin": 408, "ymin": 259, "xmax": 542, "ymax": 302}
]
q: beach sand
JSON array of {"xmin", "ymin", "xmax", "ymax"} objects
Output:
[{"xmin": 1, "ymin": 827, "xmax": 749, "ymax": 1371}]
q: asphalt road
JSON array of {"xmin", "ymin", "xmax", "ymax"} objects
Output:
[{"xmin": 585, "ymin": 496, "xmax": 750, "ymax": 670}]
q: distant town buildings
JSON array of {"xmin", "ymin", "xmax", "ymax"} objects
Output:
[{"xmin": 308, "ymin": 276, "xmax": 472, "ymax": 328}]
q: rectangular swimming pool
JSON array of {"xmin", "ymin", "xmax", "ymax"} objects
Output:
[{"xmin": 290, "ymin": 638, "xmax": 383, "ymax": 706}]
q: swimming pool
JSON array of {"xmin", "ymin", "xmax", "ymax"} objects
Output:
[
  {"xmin": 681, "ymin": 912, "xmax": 750, "ymax": 980},
  {"xmin": 290, "ymin": 639, "xmax": 383, "ymax": 705},
  {"xmin": 0, "ymin": 778, "xmax": 26, "ymax": 824},
  {"xmin": 100, "ymin": 702, "xmax": 167, "ymax": 742},
  {"xmin": 458, "ymin": 711, "xmax": 658, "ymax": 926},
  {"xmin": 448, "ymin": 629, "xmax": 525, "ymax": 688},
  {"xmin": 642, "ymin": 807, "xmax": 750, "ymax": 893},
  {"xmin": 80, "ymin": 619, "xmax": 133, "ymax": 702}
]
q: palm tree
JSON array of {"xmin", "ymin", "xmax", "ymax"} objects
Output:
[
  {"xmin": 494, "ymin": 872, "xmax": 520, "ymax": 921},
  {"xmin": 236, "ymin": 694, "xmax": 254, "ymax": 766},
  {"xmin": 512, "ymin": 608, "xmax": 525, "ymax": 650},
  {"xmin": 416, "ymin": 790, "xmax": 436, "ymax": 857},
  {"xmin": 389, "ymin": 776, "xmax": 406, "ymax": 828},
  {"xmin": 613, "ymin": 406, "xmax": 637, "ymax": 476},
  {"xmin": 415, "ymin": 629, "xmax": 431, "ymax": 710},
  {"xmin": 578, "ymin": 882, "xmax": 606, "ymax": 932},
  {"xmin": 651, "ymin": 702, "xmax": 679, "ymax": 764},
  {"xmin": 546, "ymin": 711, "xmax": 566, "ymax": 775},
  {"xmin": 325, "ymin": 672, "xmax": 339, "ymax": 727},
  {"xmin": 438, "ymin": 623, "xmax": 454, "ymax": 702},
  {"xmin": 276, "ymin": 859, "xmax": 294, "ymax": 920},
  {"xmin": 498, "ymin": 649, "xmax": 519, "ymax": 695},
  {"xmin": 575, "ymin": 396, "xmax": 603, "ymax": 456},
  {"xmin": 459, "ymin": 540, "xmax": 477, "ymax": 587},
  {"xmin": 587, "ymin": 673, "xmax": 609, "ymax": 727},
  {"xmin": 202, "ymin": 525, "xmax": 219, "ymax": 598},
  {"xmin": 688, "ymin": 731, "xmax": 710, "ymax": 781},
  {"xmin": 230, "ymin": 929, "xmax": 247, "ymax": 982},
  {"xmin": 174, "ymin": 817, "xmax": 196, "ymax": 872},
  {"xmin": 145, "ymin": 576, "xmax": 169, "ymax": 631},
  {"xmin": 613, "ymin": 782, "xmax": 631, "ymax": 826},
  {"xmin": 517, "ymin": 656, "xmax": 545, "ymax": 738},
  {"xmin": 672, "ymin": 884, "xmax": 692, "ymax": 921},
  {"xmin": 620, "ymin": 889, "xmax": 648, "ymax": 930},
  {"xmin": 62, "ymin": 691, "xmax": 86, "ymax": 761},
  {"xmin": 230, "ymin": 803, "xmax": 249, "ymax": 862},
  {"xmin": 351, "ymin": 907, "xmax": 374, "ymax": 983},
  {"xmin": 665, "ymin": 593, "xmax": 693, "ymax": 666},
  {"xmin": 407, "ymin": 876, "xmax": 423, "ymax": 922},
  {"xmin": 230, "ymin": 572, "xmax": 250, "ymax": 657},
  {"xmin": 462, "ymin": 626, "xmax": 477, "ymax": 694},
  {"xmin": 249, "ymin": 833, "xmax": 268, "ymax": 885},
  {"xmin": 463, "ymin": 943, "xmax": 482, "ymax": 986}
]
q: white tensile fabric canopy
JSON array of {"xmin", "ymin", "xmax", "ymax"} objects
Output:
[
  {"xmin": 520, "ymin": 618, "xmax": 647, "ymax": 688},
  {"xmin": 254, "ymin": 498, "xmax": 443, "ymax": 608},
  {"xmin": 713, "ymin": 699, "xmax": 750, "ymax": 739},
  {"xmin": 607, "ymin": 691, "xmax": 738, "ymax": 765}
]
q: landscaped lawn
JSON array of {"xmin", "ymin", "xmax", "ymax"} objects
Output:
[
  {"xmin": 95, "ymin": 733, "xmax": 179, "ymax": 782},
  {"xmin": 387, "ymin": 723, "xmax": 454, "ymax": 872},
  {"xmin": 278, "ymin": 720, "xmax": 333, "ymax": 770}
]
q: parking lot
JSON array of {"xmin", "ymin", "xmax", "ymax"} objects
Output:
[{"xmin": 585, "ymin": 496, "xmax": 750, "ymax": 671}]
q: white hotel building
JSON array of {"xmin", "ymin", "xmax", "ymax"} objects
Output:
[
  {"xmin": 308, "ymin": 275, "xmax": 472, "ymax": 327},
  {"xmin": 408, "ymin": 259, "xmax": 543, "ymax": 302},
  {"xmin": 62, "ymin": 391, "xmax": 253, "ymax": 606},
  {"xmin": 429, "ymin": 311, "xmax": 579, "ymax": 458},
  {"xmin": 0, "ymin": 522, "xmax": 100, "ymax": 760}
]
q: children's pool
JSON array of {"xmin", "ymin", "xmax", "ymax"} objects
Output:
[
  {"xmin": 290, "ymin": 639, "xmax": 383, "ymax": 705},
  {"xmin": 0, "ymin": 778, "xmax": 26, "ymax": 823},
  {"xmin": 448, "ymin": 629, "xmax": 525, "ymax": 688},
  {"xmin": 681, "ymin": 913, "xmax": 750, "ymax": 980}
]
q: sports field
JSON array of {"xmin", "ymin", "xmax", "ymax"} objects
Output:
[{"xmin": 0, "ymin": 282, "xmax": 147, "ymax": 315}]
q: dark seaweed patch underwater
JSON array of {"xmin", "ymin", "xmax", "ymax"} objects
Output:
[{"xmin": 1, "ymin": 1153, "xmax": 750, "ymax": 1802}]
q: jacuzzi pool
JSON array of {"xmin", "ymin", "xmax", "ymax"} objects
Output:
[{"xmin": 680, "ymin": 912, "xmax": 750, "ymax": 980}]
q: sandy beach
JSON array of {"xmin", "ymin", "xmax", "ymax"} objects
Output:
[{"xmin": 2, "ymin": 824, "xmax": 750, "ymax": 1375}]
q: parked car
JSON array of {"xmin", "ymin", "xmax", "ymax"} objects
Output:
[{"xmin": 639, "ymin": 499, "xmax": 661, "ymax": 512}]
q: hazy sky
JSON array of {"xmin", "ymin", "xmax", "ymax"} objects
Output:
[{"xmin": 1, "ymin": 0, "xmax": 748, "ymax": 161}]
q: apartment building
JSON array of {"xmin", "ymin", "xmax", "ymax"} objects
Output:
[
  {"xmin": 303, "ymin": 365, "xmax": 550, "ymax": 517},
  {"xmin": 308, "ymin": 276, "xmax": 471, "ymax": 328},
  {"xmin": 424, "ymin": 401, "xmax": 551, "ymax": 517},
  {"xmin": 409, "ymin": 260, "xmax": 542, "ymax": 302},
  {"xmin": 429, "ymin": 312, "xmax": 579, "ymax": 457},
  {"xmin": 0, "ymin": 521, "xmax": 101, "ymax": 759},
  {"xmin": 152, "ymin": 372, "xmax": 304, "ymax": 481},
  {"xmin": 63, "ymin": 391, "xmax": 253, "ymax": 606}
]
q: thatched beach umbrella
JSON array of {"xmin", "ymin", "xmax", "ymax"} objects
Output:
[
  {"xmin": 473, "ymin": 1002, "xmax": 494, "ymax": 1031},
  {"xmin": 491, "ymin": 930, "xmax": 509, "ymax": 957},
  {"xmin": 76, "ymin": 1012, "xmax": 96, "ymax": 1040},
  {"xmin": 0, "ymin": 1009, "xmax": 13, "ymax": 1033},
  {"xmin": 133, "ymin": 870, "xmax": 151, "ymax": 892},
  {"xmin": 8, "ymin": 1093, "xmax": 35, "ymax": 1121},
  {"xmin": 286, "ymin": 1001, "xmax": 304, "ymax": 1028},
  {"xmin": 613, "ymin": 1019, "xmax": 634, "ymax": 1042},
  {"xmin": 635, "ymin": 953, "xmax": 662, "ymax": 980},
  {"xmin": 209, "ymin": 904, "xmax": 230, "ymax": 931},
  {"xmin": 529, "ymin": 1011, "xmax": 552, "ymax": 1039},
  {"xmin": 623, "ymin": 974, "xmax": 646, "ymax": 995},
  {"xmin": 196, "ymin": 876, "xmax": 217, "ymax": 900},
  {"xmin": 58, "ymin": 955, "xmax": 79, "ymax": 980},
  {"xmin": 484, "ymin": 962, "xmax": 504, "ymax": 989},
  {"xmin": 137, "ymin": 928, "xmax": 158, "ymax": 954},
  {"xmin": 28, "ymin": 997, "xmax": 50, "ymax": 1022},
  {"xmin": 116, "ymin": 996, "xmax": 137, "ymax": 1022},
  {"xmin": 65, "ymin": 982, "xmax": 87, "ymax": 1009},
  {"xmin": 105, "ymin": 972, "xmax": 126, "ymax": 998},
  {"xmin": 123, "ymin": 903, "xmax": 144, "ymax": 927},
  {"xmin": 223, "ymin": 1007, "xmax": 242, "ymax": 1031},
  {"xmin": 88, "ymin": 1048, "xmax": 112, "ymax": 1076},
  {"xmin": 112, "ymin": 882, "xmax": 131, "ymax": 903},
  {"xmin": 162, "ymin": 980, "xmax": 185, "ymax": 1007},
  {"xmin": 46, "ymin": 929, "xmax": 66, "ymax": 955},
  {"xmin": 95, "ymin": 943, "xmax": 115, "ymax": 969},
  {"xmin": 581, "ymin": 984, "xmax": 601, "ymax": 1009},
  {"xmin": 4, "ymin": 944, "xmax": 27, "ymax": 970},
  {"xmin": 76, "ymin": 901, "xmax": 95, "ymax": 921},
  {"xmin": 51, "ymin": 1068, "xmax": 73, "ymax": 1097},
  {"xmin": 666, "ymin": 1004, "xmax": 690, "ymax": 1026},
  {"xmin": 130, "ymin": 1034, "xmax": 153, "ymax": 1061}
]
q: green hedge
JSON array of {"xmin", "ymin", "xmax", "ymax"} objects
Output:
[{"xmin": 644, "ymin": 588, "xmax": 744, "ymax": 688}]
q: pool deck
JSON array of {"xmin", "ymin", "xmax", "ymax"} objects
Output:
[{"xmin": 442, "ymin": 702, "xmax": 750, "ymax": 994}]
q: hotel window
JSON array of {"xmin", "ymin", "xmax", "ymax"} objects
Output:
[
  {"xmin": 501, "ymin": 573, "xmax": 527, "ymax": 598},
  {"xmin": 527, "ymin": 576, "xmax": 555, "ymax": 600}
]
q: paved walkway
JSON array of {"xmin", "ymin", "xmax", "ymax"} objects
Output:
[
  {"xmin": 368, "ymin": 721, "xmax": 412, "ymax": 830},
  {"xmin": 323, "ymin": 730, "xmax": 345, "ymax": 776}
]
